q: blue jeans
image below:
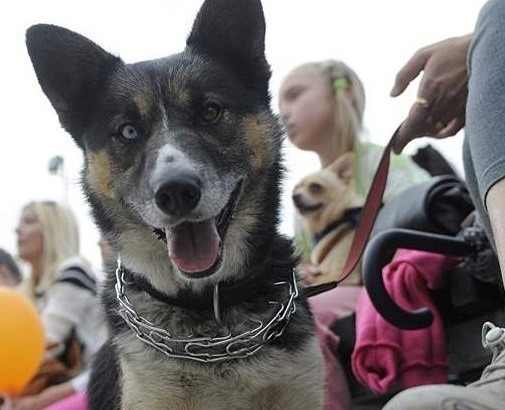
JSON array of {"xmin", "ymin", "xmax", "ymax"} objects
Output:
[{"xmin": 464, "ymin": 0, "xmax": 505, "ymax": 248}]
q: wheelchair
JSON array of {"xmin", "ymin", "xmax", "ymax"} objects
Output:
[{"xmin": 330, "ymin": 175, "xmax": 505, "ymax": 409}]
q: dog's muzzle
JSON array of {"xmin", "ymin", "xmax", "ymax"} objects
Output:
[
  {"xmin": 154, "ymin": 172, "xmax": 202, "ymax": 216},
  {"xmin": 292, "ymin": 193, "xmax": 323, "ymax": 215},
  {"xmin": 153, "ymin": 179, "xmax": 243, "ymax": 278}
]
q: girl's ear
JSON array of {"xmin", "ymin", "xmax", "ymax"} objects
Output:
[{"xmin": 328, "ymin": 152, "xmax": 354, "ymax": 183}]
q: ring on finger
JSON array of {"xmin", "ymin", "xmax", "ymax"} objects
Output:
[{"xmin": 415, "ymin": 97, "xmax": 431, "ymax": 109}]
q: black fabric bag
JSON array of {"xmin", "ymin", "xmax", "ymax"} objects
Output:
[
  {"xmin": 373, "ymin": 176, "xmax": 503, "ymax": 318},
  {"xmin": 373, "ymin": 175, "xmax": 474, "ymax": 236},
  {"xmin": 410, "ymin": 144, "xmax": 459, "ymax": 177},
  {"xmin": 446, "ymin": 212, "xmax": 505, "ymax": 318}
]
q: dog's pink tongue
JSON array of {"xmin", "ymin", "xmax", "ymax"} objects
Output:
[{"xmin": 166, "ymin": 220, "xmax": 220, "ymax": 274}]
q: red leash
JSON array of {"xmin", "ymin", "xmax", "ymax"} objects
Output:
[{"xmin": 303, "ymin": 127, "xmax": 398, "ymax": 298}]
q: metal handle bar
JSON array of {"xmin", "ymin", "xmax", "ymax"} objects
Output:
[{"xmin": 362, "ymin": 228, "xmax": 473, "ymax": 330}]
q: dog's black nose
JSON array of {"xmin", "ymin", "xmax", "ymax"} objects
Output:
[
  {"xmin": 292, "ymin": 193, "xmax": 303, "ymax": 209},
  {"xmin": 154, "ymin": 173, "xmax": 202, "ymax": 216}
]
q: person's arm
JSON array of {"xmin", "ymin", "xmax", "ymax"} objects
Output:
[
  {"xmin": 391, "ymin": 34, "xmax": 473, "ymax": 154},
  {"xmin": 8, "ymin": 382, "xmax": 75, "ymax": 410}
]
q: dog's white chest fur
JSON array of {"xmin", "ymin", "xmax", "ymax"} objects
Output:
[{"xmin": 119, "ymin": 337, "xmax": 324, "ymax": 410}]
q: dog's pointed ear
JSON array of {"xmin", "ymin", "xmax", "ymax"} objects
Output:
[
  {"xmin": 186, "ymin": 0, "xmax": 270, "ymax": 99},
  {"xmin": 26, "ymin": 24, "xmax": 122, "ymax": 148},
  {"xmin": 328, "ymin": 153, "xmax": 354, "ymax": 183}
]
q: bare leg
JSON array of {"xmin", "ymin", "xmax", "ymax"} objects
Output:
[{"xmin": 486, "ymin": 178, "xmax": 505, "ymax": 286}]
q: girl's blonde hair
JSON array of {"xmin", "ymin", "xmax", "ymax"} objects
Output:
[
  {"xmin": 24, "ymin": 201, "xmax": 80, "ymax": 294},
  {"xmin": 297, "ymin": 59, "xmax": 365, "ymax": 157}
]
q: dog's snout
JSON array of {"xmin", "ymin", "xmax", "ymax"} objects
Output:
[
  {"xmin": 292, "ymin": 193, "xmax": 303, "ymax": 208},
  {"xmin": 154, "ymin": 173, "xmax": 202, "ymax": 216}
]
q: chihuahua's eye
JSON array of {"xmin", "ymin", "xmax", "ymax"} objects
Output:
[
  {"xmin": 309, "ymin": 183, "xmax": 324, "ymax": 195},
  {"xmin": 201, "ymin": 102, "xmax": 222, "ymax": 123},
  {"xmin": 119, "ymin": 124, "xmax": 138, "ymax": 141}
]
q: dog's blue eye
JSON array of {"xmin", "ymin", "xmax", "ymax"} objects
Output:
[
  {"xmin": 201, "ymin": 102, "xmax": 222, "ymax": 123},
  {"xmin": 120, "ymin": 124, "xmax": 138, "ymax": 140}
]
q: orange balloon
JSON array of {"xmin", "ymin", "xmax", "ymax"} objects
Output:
[{"xmin": 0, "ymin": 286, "xmax": 45, "ymax": 396}]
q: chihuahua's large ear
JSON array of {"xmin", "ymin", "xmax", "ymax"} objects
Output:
[
  {"xmin": 328, "ymin": 152, "xmax": 355, "ymax": 183},
  {"xmin": 186, "ymin": 0, "xmax": 270, "ymax": 100},
  {"xmin": 26, "ymin": 24, "xmax": 122, "ymax": 147}
]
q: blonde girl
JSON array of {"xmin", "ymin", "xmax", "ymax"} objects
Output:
[{"xmin": 279, "ymin": 60, "xmax": 430, "ymax": 260}]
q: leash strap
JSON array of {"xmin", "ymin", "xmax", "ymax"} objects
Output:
[
  {"xmin": 303, "ymin": 126, "xmax": 399, "ymax": 298},
  {"xmin": 312, "ymin": 207, "xmax": 362, "ymax": 245}
]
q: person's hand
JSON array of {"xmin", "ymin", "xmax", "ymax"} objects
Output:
[
  {"xmin": 0, "ymin": 396, "xmax": 13, "ymax": 410},
  {"xmin": 299, "ymin": 263, "xmax": 323, "ymax": 286},
  {"xmin": 391, "ymin": 34, "xmax": 473, "ymax": 154},
  {"xmin": 8, "ymin": 396, "xmax": 41, "ymax": 410},
  {"xmin": 9, "ymin": 382, "xmax": 75, "ymax": 410}
]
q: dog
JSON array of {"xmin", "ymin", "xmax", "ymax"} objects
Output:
[
  {"xmin": 292, "ymin": 153, "xmax": 362, "ymax": 287},
  {"xmin": 25, "ymin": 0, "xmax": 324, "ymax": 408}
]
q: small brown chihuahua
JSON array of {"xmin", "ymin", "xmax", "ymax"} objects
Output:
[{"xmin": 292, "ymin": 153, "xmax": 363, "ymax": 286}]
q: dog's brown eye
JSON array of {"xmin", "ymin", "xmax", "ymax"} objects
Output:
[
  {"xmin": 201, "ymin": 102, "xmax": 222, "ymax": 123},
  {"xmin": 119, "ymin": 124, "xmax": 138, "ymax": 141},
  {"xmin": 309, "ymin": 183, "xmax": 324, "ymax": 195}
]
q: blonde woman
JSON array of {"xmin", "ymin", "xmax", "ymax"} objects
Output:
[{"xmin": 10, "ymin": 201, "xmax": 105, "ymax": 410}]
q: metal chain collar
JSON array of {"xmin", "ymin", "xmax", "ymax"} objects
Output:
[{"xmin": 114, "ymin": 259, "xmax": 298, "ymax": 363}]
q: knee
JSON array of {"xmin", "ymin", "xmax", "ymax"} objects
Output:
[{"xmin": 382, "ymin": 385, "xmax": 451, "ymax": 410}]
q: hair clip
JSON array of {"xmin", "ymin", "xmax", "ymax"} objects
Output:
[{"xmin": 333, "ymin": 77, "xmax": 349, "ymax": 91}]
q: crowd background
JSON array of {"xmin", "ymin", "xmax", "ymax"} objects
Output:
[
  {"xmin": 0, "ymin": 0, "xmax": 486, "ymax": 270},
  {"xmin": 0, "ymin": 1, "xmax": 503, "ymax": 409}
]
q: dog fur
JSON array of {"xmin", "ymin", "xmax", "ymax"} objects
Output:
[
  {"xmin": 292, "ymin": 153, "xmax": 362, "ymax": 286},
  {"xmin": 25, "ymin": 0, "xmax": 324, "ymax": 409}
]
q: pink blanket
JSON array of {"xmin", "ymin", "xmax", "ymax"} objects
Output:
[
  {"xmin": 351, "ymin": 249, "xmax": 459, "ymax": 394},
  {"xmin": 310, "ymin": 286, "xmax": 362, "ymax": 410},
  {"xmin": 43, "ymin": 391, "xmax": 87, "ymax": 410}
]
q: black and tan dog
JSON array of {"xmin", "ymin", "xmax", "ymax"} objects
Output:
[{"xmin": 26, "ymin": 0, "xmax": 323, "ymax": 409}]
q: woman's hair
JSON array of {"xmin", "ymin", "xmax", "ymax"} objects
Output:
[
  {"xmin": 24, "ymin": 201, "xmax": 80, "ymax": 293},
  {"xmin": 297, "ymin": 59, "xmax": 366, "ymax": 156},
  {"xmin": 0, "ymin": 248, "xmax": 22, "ymax": 284}
]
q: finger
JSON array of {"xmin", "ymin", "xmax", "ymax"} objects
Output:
[
  {"xmin": 303, "ymin": 274, "xmax": 316, "ymax": 286},
  {"xmin": 393, "ymin": 102, "xmax": 431, "ymax": 153},
  {"xmin": 308, "ymin": 268, "xmax": 322, "ymax": 277},
  {"xmin": 390, "ymin": 49, "xmax": 430, "ymax": 97},
  {"xmin": 304, "ymin": 264, "xmax": 317, "ymax": 275},
  {"xmin": 416, "ymin": 76, "xmax": 455, "ymax": 126},
  {"xmin": 433, "ymin": 117, "xmax": 463, "ymax": 138}
]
